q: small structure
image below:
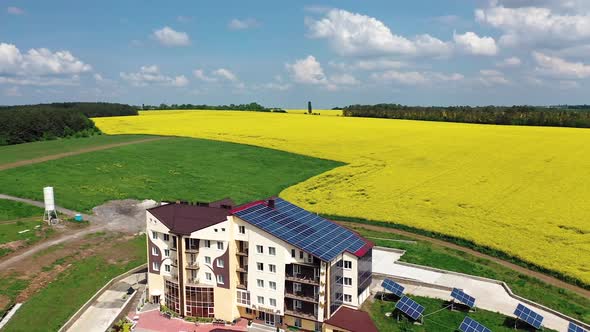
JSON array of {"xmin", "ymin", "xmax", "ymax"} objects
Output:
[
  {"xmin": 307, "ymin": 101, "xmax": 312, "ymax": 114},
  {"xmin": 43, "ymin": 186, "xmax": 59, "ymax": 225},
  {"xmin": 324, "ymin": 306, "xmax": 378, "ymax": 332}
]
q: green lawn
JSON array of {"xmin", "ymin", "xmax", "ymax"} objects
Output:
[
  {"xmin": 0, "ymin": 200, "xmax": 44, "ymax": 221},
  {"xmin": 0, "ymin": 134, "xmax": 152, "ymax": 165},
  {"xmin": 0, "ymin": 200, "xmax": 48, "ymax": 254},
  {"xmin": 1, "ymin": 235, "xmax": 147, "ymax": 332},
  {"xmin": 353, "ymin": 226, "xmax": 590, "ymax": 324},
  {"xmin": 369, "ymin": 297, "xmax": 557, "ymax": 332},
  {"xmin": 0, "ymin": 137, "xmax": 342, "ymax": 212}
]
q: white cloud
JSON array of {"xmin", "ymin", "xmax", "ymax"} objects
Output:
[
  {"xmin": 152, "ymin": 26, "xmax": 190, "ymax": 47},
  {"xmin": 193, "ymin": 69, "xmax": 217, "ymax": 82},
  {"xmin": 476, "ymin": 3, "xmax": 590, "ymax": 48},
  {"xmin": 329, "ymin": 59, "xmax": 406, "ymax": 71},
  {"xmin": 7, "ymin": 6, "xmax": 24, "ymax": 15},
  {"xmin": 0, "ymin": 43, "xmax": 91, "ymax": 86},
  {"xmin": 213, "ymin": 68, "xmax": 238, "ymax": 82},
  {"xmin": 453, "ymin": 31, "xmax": 499, "ymax": 56},
  {"xmin": 497, "ymin": 56, "xmax": 522, "ymax": 67},
  {"xmin": 329, "ymin": 73, "xmax": 359, "ymax": 85},
  {"xmin": 479, "ymin": 69, "xmax": 510, "ymax": 85},
  {"xmin": 228, "ymin": 18, "xmax": 260, "ymax": 30},
  {"xmin": 120, "ymin": 65, "xmax": 189, "ymax": 87},
  {"xmin": 532, "ymin": 51, "xmax": 590, "ymax": 78},
  {"xmin": 286, "ymin": 55, "xmax": 328, "ymax": 84},
  {"xmin": 371, "ymin": 70, "xmax": 464, "ymax": 85},
  {"xmin": 93, "ymin": 73, "xmax": 104, "ymax": 81},
  {"xmin": 306, "ymin": 9, "xmax": 452, "ymax": 57}
]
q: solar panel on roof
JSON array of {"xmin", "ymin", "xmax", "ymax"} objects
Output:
[
  {"xmin": 234, "ymin": 198, "xmax": 368, "ymax": 261},
  {"xmin": 514, "ymin": 303, "xmax": 544, "ymax": 329},
  {"xmin": 395, "ymin": 296, "xmax": 424, "ymax": 321},
  {"xmin": 569, "ymin": 322, "xmax": 588, "ymax": 332},
  {"xmin": 451, "ymin": 288, "xmax": 476, "ymax": 308},
  {"xmin": 458, "ymin": 317, "xmax": 491, "ymax": 332},
  {"xmin": 382, "ymin": 279, "xmax": 404, "ymax": 297}
]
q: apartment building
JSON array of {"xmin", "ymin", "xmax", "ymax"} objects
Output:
[{"xmin": 146, "ymin": 197, "xmax": 374, "ymax": 331}]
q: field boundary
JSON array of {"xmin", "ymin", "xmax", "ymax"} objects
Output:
[
  {"xmin": 332, "ymin": 217, "xmax": 590, "ymax": 294},
  {"xmin": 58, "ymin": 263, "xmax": 147, "ymax": 332},
  {"xmin": 0, "ymin": 136, "xmax": 167, "ymax": 171}
]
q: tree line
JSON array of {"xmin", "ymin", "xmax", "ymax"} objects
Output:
[
  {"xmin": 342, "ymin": 104, "xmax": 590, "ymax": 128},
  {"xmin": 142, "ymin": 102, "xmax": 284, "ymax": 112},
  {"xmin": 0, "ymin": 102, "xmax": 138, "ymax": 146}
]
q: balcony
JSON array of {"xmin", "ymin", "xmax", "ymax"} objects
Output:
[
  {"xmin": 186, "ymin": 277, "xmax": 200, "ymax": 285},
  {"xmin": 236, "ymin": 264, "xmax": 248, "ymax": 273},
  {"xmin": 185, "ymin": 246, "xmax": 199, "ymax": 254},
  {"xmin": 285, "ymin": 291, "xmax": 318, "ymax": 303},
  {"xmin": 165, "ymin": 273, "xmax": 179, "ymax": 283},
  {"xmin": 284, "ymin": 309, "xmax": 317, "ymax": 320},
  {"xmin": 237, "ymin": 283, "xmax": 248, "ymax": 290},
  {"xmin": 186, "ymin": 261, "xmax": 200, "ymax": 270},
  {"xmin": 171, "ymin": 259, "xmax": 178, "ymax": 267},
  {"xmin": 236, "ymin": 248, "xmax": 249, "ymax": 256},
  {"xmin": 285, "ymin": 273, "xmax": 320, "ymax": 286}
]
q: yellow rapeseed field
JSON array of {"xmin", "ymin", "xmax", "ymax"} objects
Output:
[{"xmin": 94, "ymin": 110, "xmax": 590, "ymax": 283}]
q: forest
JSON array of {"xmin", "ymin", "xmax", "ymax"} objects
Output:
[
  {"xmin": 342, "ymin": 104, "xmax": 590, "ymax": 128},
  {"xmin": 141, "ymin": 102, "xmax": 275, "ymax": 112}
]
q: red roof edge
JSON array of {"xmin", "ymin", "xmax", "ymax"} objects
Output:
[
  {"xmin": 353, "ymin": 241, "xmax": 374, "ymax": 257},
  {"xmin": 230, "ymin": 200, "xmax": 267, "ymax": 214}
]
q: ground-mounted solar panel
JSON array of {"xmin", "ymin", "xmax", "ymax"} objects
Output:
[
  {"xmin": 569, "ymin": 322, "xmax": 588, "ymax": 332},
  {"xmin": 382, "ymin": 279, "xmax": 405, "ymax": 297},
  {"xmin": 514, "ymin": 303, "xmax": 544, "ymax": 329},
  {"xmin": 395, "ymin": 296, "xmax": 424, "ymax": 321},
  {"xmin": 234, "ymin": 198, "xmax": 368, "ymax": 262},
  {"xmin": 458, "ymin": 317, "xmax": 491, "ymax": 332},
  {"xmin": 451, "ymin": 288, "xmax": 476, "ymax": 308}
]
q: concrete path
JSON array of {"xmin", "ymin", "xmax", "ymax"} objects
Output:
[
  {"xmin": 65, "ymin": 272, "xmax": 146, "ymax": 332},
  {"xmin": 372, "ymin": 247, "xmax": 587, "ymax": 332}
]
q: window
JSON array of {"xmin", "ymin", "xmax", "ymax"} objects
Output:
[
  {"xmin": 294, "ymin": 318, "xmax": 302, "ymax": 328},
  {"xmin": 270, "ymin": 298, "xmax": 277, "ymax": 307},
  {"xmin": 256, "ymin": 245, "xmax": 263, "ymax": 254},
  {"xmin": 152, "ymin": 262, "xmax": 160, "ymax": 271},
  {"xmin": 205, "ymin": 256, "xmax": 211, "ymax": 264},
  {"xmin": 164, "ymin": 249, "xmax": 170, "ymax": 257},
  {"xmin": 238, "ymin": 225, "xmax": 245, "ymax": 234},
  {"xmin": 344, "ymin": 294, "xmax": 353, "ymax": 302},
  {"xmin": 221, "ymin": 228, "xmax": 225, "ymax": 232},
  {"xmin": 257, "ymin": 262, "xmax": 263, "ymax": 271},
  {"xmin": 151, "ymin": 231, "xmax": 158, "ymax": 240},
  {"xmin": 165, "ymin": 264, "xmax": 171, "ymax": 272},
  {"xmin": 237, "ymin": 290, "xmax": 251, "ymax": 306},
  {"xmin": 216, "ymin": 275, "xmax": 224, "ymax": 284},
  {"xmin": 217, "ymin": 259, "xmax": 224, "ymax": 268},
  {"xmin": 269, "ymin": 247, "xmax": 276, "ymax": 256},
  {"xmin": 151, "ymin": 247, "xmax": 158, "ymax": 256},
  {"xmin": 269, "ymin": 281, "xmax": 277, "ymax": 290},
  {"xmin": 204, "ymin": 240, "xmax": 211, "ymax": 248},
  {"xmin": 205, "ymin": 272, "xmax": 212, "ymax": 281},
  {"xmin": 335, "ymin": 276, "xmax": 343, "ymax": 285},
  {"xmin": 336, "ymin": 260, "xmax": 343, "ymax": 268},
  {"xmin": 245, "ymin": 308, "xmax": 252, "ymax": 314},
  {"xmin": 291, "ymin": 249, "xmax": 296, "ymax": 258},
  {"xmin": 214, "ymin": 228, "xmax": 218, "ymax": 232},
  {"xmin": 344, "ymin": 277, "xmax": 352, "ymax": 286},
  {"xmin": 293, "ymin": 283, "xmax": 302, "ymax": 292},
  {"xmin": 163, "ymin": 234, "xmax": 169, "ymax": 241},
  {"xmin": 299, "ymin": 251, "xmax": 304, "ymax": 259},
  {"xmin": 294, "ymin": 300, "xmax": 302, "ymax": 309},
  {"xmin": 217, "ymin": 241, "xmax": 224, "ymax": 250},
  {"xmin": 307, "ymin": 253, "xmax": 313, "ymax": 263},
  {"xmin": 257, "ymin": 279, "xmax": 264, "ymax": 288},
  {"xmin": 257, "ymin": 296, "xmax": 264, "ymax": 305},
  {"xmin": 344, "ymin": 260, "xmax": 352, "ymax": 269},
  {"xmin": 269, "ymin": 264, "xmax": 276, "ymax": 273}
]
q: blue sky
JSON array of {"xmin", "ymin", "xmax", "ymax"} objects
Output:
[{"xmin": 1, "ymin": 0, "xmax": 590, "ymax": 108}]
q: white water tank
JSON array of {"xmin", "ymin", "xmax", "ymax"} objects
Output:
[{"xmin": 43, "ymin": 186, "xmax": 55, "ymax": 211}]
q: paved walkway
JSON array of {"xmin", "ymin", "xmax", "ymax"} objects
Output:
[
  {"xmin": 372, "ymin": 247, "xmax": 587, "ymax": 332},
  {"xmin": 65, "ymin": 272, "xmax": 146, "ymax": 332},
  {"xmin": 130, "ymin": 310, "xmax": 248, "ymax": 332}
]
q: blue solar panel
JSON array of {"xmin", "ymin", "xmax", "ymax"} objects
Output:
[
  {"xmin": 451, "ymin": 288, "xmax": 476, "ymax": 308},
  {"xmin": 514, "ymin": 303, "xmax": 544, "ymax": 329},
  {"xmin": 234, "ymin": 198, "xmax": 368, "ymax": 261},
  {"xmin": 459, "ymin": 317, "xmax": 491, "ymax": 332},
  {"xmin": 569, "ymin": 322, "xmax": 588, "ymax": 332},
  {"xmin": 395, "ymin": 296, "xmax": 424, "ymax": 320},
  {"xmin": 382, "ymin": 279, "xmax": 404, "ymax": 297}
]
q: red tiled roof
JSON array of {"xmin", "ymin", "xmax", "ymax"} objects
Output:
[
  {"xmin": 324, "ymin": 306, "xmax": 378, "ymax": 332},
  {"xmin": 148, "ymin": 199, "xmax": 234, "ymax": 235}
]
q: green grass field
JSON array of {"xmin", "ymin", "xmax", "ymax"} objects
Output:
[
  {"xmin": 352, "ymin": 226, "xmax": 590, "ymax": 324},
  {"xmin": 0, "ymin": 137, "xmax": 341, "ymax": 212},
  {"xmin": 369, "ymin": 297, "xmax": 557, "ymax": 332},
  {"xmin": 0, "ymin": 134, "xmax": 152, "ymax": 166},
  {"xmin": 0, "ymin": 200, "xmax": 47, "ymax": 255},
  {"xmin": 1, "ymin": 235, "xmax": 147, "ymax": 332},
  {"xmin": 0, "ymin": 200, "xmax": 44, "ymax": 221}
]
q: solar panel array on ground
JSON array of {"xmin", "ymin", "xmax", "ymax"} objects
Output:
[
  {"xmin": 514, "ymin": 303, "xmax": 544, "ymax": 329},
  {"xmin": 459, "ymin": 316, "xmax": 492, "ymax": 332},
  {"xmin": 395, "ymin": 296, "xmax": 424, "ymax": 321},
  {"xmin": 382, "ymin": 279, "xmax": 404, "ymax": 297},
  {"xmin": 233, "ymin": 198, "xmax": 367, "ymax": 261},
  {"xmin": 569, "ymin": 322, "xmax": 588, "ymax": 332},
  {"xmin": 451, "ymin": 288, "xmax": 476, "ymax": 308}
]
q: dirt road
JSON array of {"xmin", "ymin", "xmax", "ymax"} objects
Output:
[{"xmin": 0, "ymin": 136, "xmax": 167, "ymax": 171}]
